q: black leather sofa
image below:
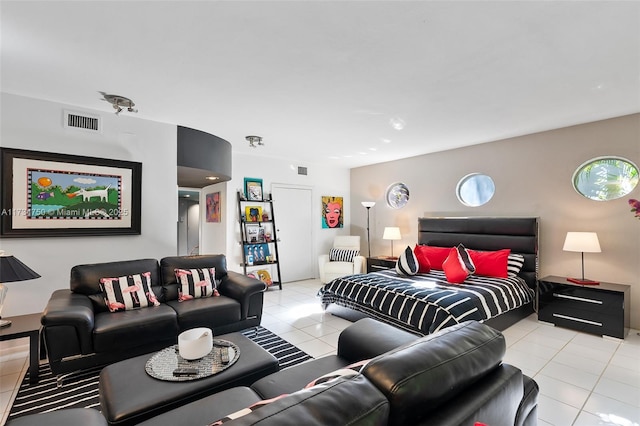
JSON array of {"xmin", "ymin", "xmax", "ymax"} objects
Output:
[
  {"xmin": 10, "ymin": 319, "xmax": 538, "ymax": 426},
  {"xmin": 41, "ymin": 255, "xmax": 265, "ymax": 376},
  {"xmin": 135, "ymin": 319, "xmax": 538, "ymax": 426}
]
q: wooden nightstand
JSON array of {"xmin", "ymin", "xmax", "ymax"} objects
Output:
[
  {"xmin": 538, "ymin": 275, "xmax": 630, "ymax": 339},
  {"xmin": 367, "ymin": 256, "xmax": 397, "ymax": 273}
]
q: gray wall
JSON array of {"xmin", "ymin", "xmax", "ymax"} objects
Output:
[{"xmin": 351, "ymin": 113, "xmax": 640, "ymax": 329}]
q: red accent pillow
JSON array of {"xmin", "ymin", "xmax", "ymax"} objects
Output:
[
  {"xmin": 413, "ymin": 245, "xmax": 431, "ymax": 273},
  {"xmin": 442, "ymin": 246, "xmax": 474, "ymax": 284},
  {"xmin": 415, "ymin": 245, "xmax": 451, "ymax": 270},
  {"xmin": 468, "ymin": 249, "xmax": 511, "ymax": 278}
]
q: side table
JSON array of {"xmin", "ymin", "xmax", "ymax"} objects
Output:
[
  {"xmin": 538, "ymin": 275, "xmax": 630, "ymax": 339},
  {"xmin": 0, "ymin": 313, "xmax": 41, "ymax": 383},
  {"xmin": 367, "ymin": 256, "xmax": 397, "ymax": 273}
]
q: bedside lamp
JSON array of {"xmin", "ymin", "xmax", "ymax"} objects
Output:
[
  {"xmin": 361, "ymin": 201, "xmax": 376, "ymax": 257},
  {"xmin": 383, "ymin": 227, "xmax": 401, "ymax": 259},
  {"xmin": 562, "ymin": 232, "xmax": 601, "ymax": 285},
  {"xmin": 0, "ymin": 251, "xmax": 41, "ymax": 327}
]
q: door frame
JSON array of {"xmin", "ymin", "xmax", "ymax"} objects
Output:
[{"xmin": 271, "ymin": 183, "xmax": 316, "ymax": 281}]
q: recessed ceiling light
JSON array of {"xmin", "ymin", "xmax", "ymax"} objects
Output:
[
  {"xmin": 328, "ymin": 156, "xmax": 340, "ymax": 160},
  {"xmin": 359, "ymin": 152, "xmax": 367, "ymax": 155},
  {"xmin": 389, "ymin": 117, "xmax": 406, "ymax": 131},
  {"xmin": 343, "ymin": 155, "xmax": 353, "ymax": 158},
  {"xmin": 369, "ymin": 147, "xmax": 377, "ymax": 151},
  {"xmin": 381, "ymin": 138, "xmax": 392, "ymax": 144},
  {"xmin": 205, "ymin": 176, "xmax": 218, "ymax": 181}
]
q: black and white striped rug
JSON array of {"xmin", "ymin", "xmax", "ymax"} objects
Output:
[{"xmin": 8, "ymin": 326, "xmax": 313, "ymax": 421}]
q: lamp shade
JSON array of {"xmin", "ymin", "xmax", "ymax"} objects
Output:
[
  {"xmin": 0, "ymin": 251, "xmax": 40, "ymax": 283},
  {"xmin": 562, "ymin": 232, "xmax": 601, "ymax": 253},
  {"xmin": 383, "ymin": 227, "xmax": 402, "ymax": 240},
  {"xmin": 361, "ymin": 201, "xmax": 376, "ymax": 208}
]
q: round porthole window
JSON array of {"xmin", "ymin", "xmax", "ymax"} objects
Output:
[
  {"xmin": 572, "ymin": 157, "xmax": 639, "ymax": 201},
  {"xmin": 456, "ymin": 173, "xmax": 495, "ymax": 207}
]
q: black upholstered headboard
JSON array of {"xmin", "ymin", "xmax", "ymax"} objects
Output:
[{"xmin": 418, "ymin": 217, "xmax": 539, "ymax": 290}]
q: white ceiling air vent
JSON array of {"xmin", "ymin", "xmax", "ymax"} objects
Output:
[{"xmin": 64, "ymin": 110, "xmax": 101, "ymax": 133}]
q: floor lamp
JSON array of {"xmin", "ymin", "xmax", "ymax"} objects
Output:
[{"xmin": 361, "ymin": 201, "xmax": 375, "ymax": 257}]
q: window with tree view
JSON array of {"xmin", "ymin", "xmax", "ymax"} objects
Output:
[{"xmin": 572, "ymin": 157, "xmax": 638, "ymax": 201}]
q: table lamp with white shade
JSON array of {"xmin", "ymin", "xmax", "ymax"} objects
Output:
[
  {"xmin": 562, "ymin": 232, "xmax": 601, "ymax": 285},
  {"xmin": 0, "ymin": 250, "xmax": 41, "ymax": 327},
  {"xmin": 383, "ymin": 227, "xmax": 402, "ymax": 259}
]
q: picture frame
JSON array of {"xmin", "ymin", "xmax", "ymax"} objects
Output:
[
  {"xmin": 244, "ymin": 177, "xmax": 263, "ymax": 201},
  {"xmin": 244, "ymin": 243, "xmax": 271, "ymax": 263},
  {"xmin": 205, "ymin": 192, "xmax": 221, "ymax": 223},
  {"xmin": 1, "ymin": 148, "xmax": 142, "ymax": 237},
  {"xmin": 244, "ymin": 206, "xmax": 263, "ymax": 222}
]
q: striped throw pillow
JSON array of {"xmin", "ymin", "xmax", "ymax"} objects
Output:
[
  {"xmin": 507, "ymin": 253, "xmax": 525, "ymax": 277},
  {"xmin": 396, "ymin": 246, "xmax": 419, "ymax": 276},
  {"xmin": 329, "ymin": 248, "xmax": 360, "ymax": 262},
  {"xmin": 100, "ymin": 272, "xmax": 160, "ymax": 313},
  {"xmin": 175, "ymin": 268, "xmax": 220, "ymax": 301}
]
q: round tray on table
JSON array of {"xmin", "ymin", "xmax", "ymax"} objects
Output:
[{"xmin": 145, "ymin": 339, "xmax": 240, "ymax": 381}]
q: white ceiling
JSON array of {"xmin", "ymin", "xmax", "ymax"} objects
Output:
[{"xmin": 2, "ymin": 1, "xmax": 639, "ymax": 169}]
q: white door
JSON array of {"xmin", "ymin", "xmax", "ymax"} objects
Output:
[{"xmin": 271, "ymin": 185, "xmax": 314, "ymax": 282}]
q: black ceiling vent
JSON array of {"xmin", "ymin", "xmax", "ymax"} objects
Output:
[
  {"xmin": 64, "ymin": 110, "xmax": 101, "ymax": 132},
  {"xmin": 297, "ymin": 166, "xmax": 308, "ymax": 176}
]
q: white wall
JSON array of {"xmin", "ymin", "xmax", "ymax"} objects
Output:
[
  {"xmin": 221, "ymin": 153, "xmax": 351, "ymax": 279},
  {"xmin": 0, "ymin": 93, "xmax": 177, "ymax": 316}
]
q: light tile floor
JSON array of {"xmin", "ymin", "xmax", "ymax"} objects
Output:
[{"xmin": 1, "ymin": 278, "xmax": 639, "ymax": 425}]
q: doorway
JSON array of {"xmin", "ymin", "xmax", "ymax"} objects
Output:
[
  {"xmin": 177, "ymin": 188, "xmax": 200, "ymax": 256},
  {"xmin": 271, "ymin": 184, "xmax": 314, "ymax": 282}
]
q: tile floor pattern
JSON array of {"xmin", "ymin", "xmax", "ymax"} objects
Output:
[{"xmin": 1, "ymin": 278, "xmax": 639, "ymax": 425}]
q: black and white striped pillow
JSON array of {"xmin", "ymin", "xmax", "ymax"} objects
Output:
[
  {"xmin": 100, "ymin": 272, "xmax": 160, "ymax": 313},
  {"xmin": 329, "ymin": 248, "xmax": 360, "ymax": 262},
  {"xmin": 396, "ymin": 246, "xmax": 419, "ymax": 276},
  {"xmin": 456, "ymin": 244, "xmax": 476, "ymax": 274},
  {"xmin": 507, "ymin": 253, "xmax": 525, "ymax": 277}
]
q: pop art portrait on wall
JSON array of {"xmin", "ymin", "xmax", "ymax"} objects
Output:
[
  {"xmin": 321, "ymin": 196, "xmax": 343, "ymax": 229},
  {"xmin": 206, "ymin": 192, "xmax": 221, "ymax": 223}
]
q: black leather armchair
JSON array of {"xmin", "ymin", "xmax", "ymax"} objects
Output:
[{"xmin": 41, "ymin": 255, "xmax": 265, "ymax": 376}]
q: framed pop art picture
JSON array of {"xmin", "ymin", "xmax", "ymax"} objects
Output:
[
  {"xmin": 0, "ymin": 148, "xmax": 142, "ymax": 237},
  {"xmin": 244, "ymin": 177, "xmax": 263, "ymax": 201},
  {"xmin": 321, "ymin": 195, "xmax": 343, "ymax": 229},
  {"xmin": 206, "ymin": 192, "xmax": 221, "ymax": 223}
]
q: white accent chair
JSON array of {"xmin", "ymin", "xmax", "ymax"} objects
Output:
[{"xmin": 318, "ymin": 236, "xmax": 366, "ymax": 283}]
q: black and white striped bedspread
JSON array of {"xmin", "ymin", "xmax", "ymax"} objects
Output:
[{"xmin": 318, "ymin": 270, "xmax": 534, "ymax": 335}]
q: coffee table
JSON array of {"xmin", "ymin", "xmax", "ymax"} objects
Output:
[{"xmin": 99, "ymin": 331, "xmax": 279, "ymax": 426}]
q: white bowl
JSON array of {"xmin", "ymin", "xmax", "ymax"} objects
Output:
[{"xmin": 178, "ymin": 327, "xmax": 213, "ymax": 360}]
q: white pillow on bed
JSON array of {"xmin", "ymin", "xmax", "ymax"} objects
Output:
[{"xmin": 396, "ymin": 246, "xmax": 419, "ymax": 276}]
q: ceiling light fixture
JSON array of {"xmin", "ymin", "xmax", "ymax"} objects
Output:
[
  {"xmin": 246, "ymin": 135, "xmax": 264, "ymax": 148},
  {"xmin": 205, "ymin": 176, "xmax": 219, "ymax": 181},
  {"xmin": 101, "ymin": 92, "xmax": 138, "ymax": 115}
]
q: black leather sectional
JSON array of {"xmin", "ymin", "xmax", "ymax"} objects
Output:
[
  {"xmin": 40, "ymin": 255, "xmax": 266, "ymax": 375},
  {"xmin": 11, "ymin": 319, "xmax": 538, "ymax": 426}
]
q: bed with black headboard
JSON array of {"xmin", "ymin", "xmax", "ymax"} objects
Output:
[{"xmin": 318, "ymin": 217, "xmax": 539, "ymax": 335}]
